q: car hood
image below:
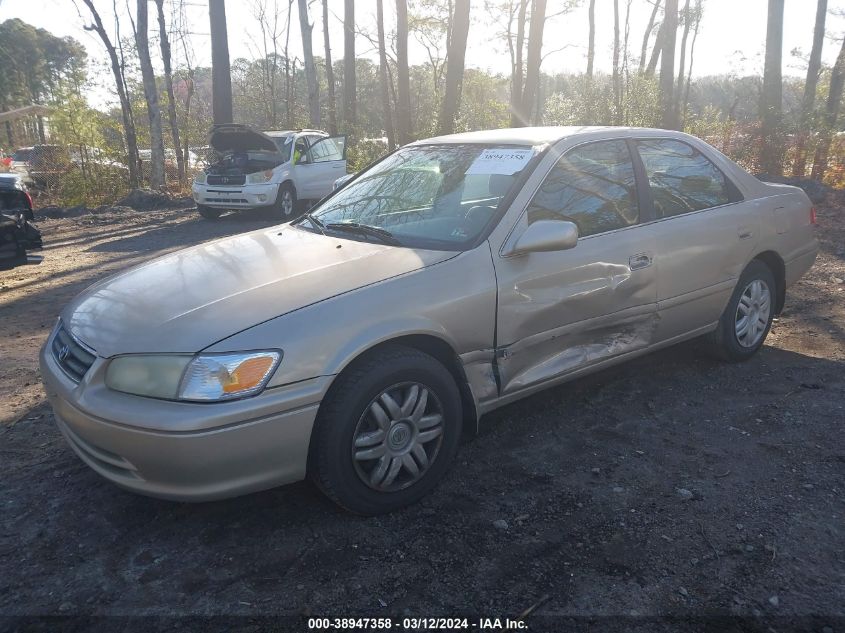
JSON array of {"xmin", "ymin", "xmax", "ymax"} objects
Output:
[
  {"xmin": 209, "ymin": 123, "xmax": 280, "ymax": 153},
  {"xmin": 63, "ymin": 226, "xmax": 456, "ymax": 357}
]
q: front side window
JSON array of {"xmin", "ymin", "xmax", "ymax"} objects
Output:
[
  {"xmin": 526, "ymin": 139, "xmax": 639, "ymax": 237},
  {"xmin": 303, "ymin": 144, "xmax": 536, "ymax": 249},
  {"xmin": 636, "ymin": 139, "xmax": 739, "ymax": 218}
]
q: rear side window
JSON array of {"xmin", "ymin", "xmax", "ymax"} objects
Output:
[
  {"xmin": 635, "ymin": 139, "xmax": 741, "ymax": 218},
  {"xmin": 526, "ymin": 139, "xmax": 639, "ymax": 237}
]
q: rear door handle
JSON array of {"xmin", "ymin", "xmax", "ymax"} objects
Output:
[{"xmin": 629, "ymin": 253, "xmax": 653, "ymax": 270}]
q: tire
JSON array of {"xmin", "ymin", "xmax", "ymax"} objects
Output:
[
  {"xmin": 706, "ymin": 260, "xmax": 777, "ymax": 362},
  {"xmin": 197, "ymin": 204, "xmax": 221, "ymax": 220},
  {"xmin": 273, "ymin": 183, "xmax": 297, "ymax": 220},
  {"xmin": 309, "ymin": 345, "xmax": 463, "ymax": 515}
]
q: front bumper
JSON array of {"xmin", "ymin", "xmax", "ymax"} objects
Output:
[
  {"xmin": 192, "ymin": 181, "xmax": 279, "ymax": 210},
  {"xmin": 39, "ymin": 338, "xmax": 322, "ymax": 502}
]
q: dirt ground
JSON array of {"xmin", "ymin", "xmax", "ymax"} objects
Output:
[{"xmin": 1, "ymin": 199, "xmax": 843, "ymax": 632}]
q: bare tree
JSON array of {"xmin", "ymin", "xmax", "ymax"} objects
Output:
[
  {"xmin": 298, "ymin": 0, "xmax": 320, "ymax": 126},
  {"xmin": 376, "ymin": 0, "xmax": 396, "ymax": 148},
  {"xmin": 136, "ymin": 0, "xmax": 165, "ymax": 188},
  {"xmin": 659, "ymin": 0, "xmax": 678, "ymax": 129},
  {"xmin": 343, "ymin": 0, "xmax": 356, "ymax": 126},
  {"xmin": 640, "ymin": 0, "xmax": 662, "ymax": 73},
  {"xmin": 811, "ymin": 34, "xmax": 845, "ymax": 181},
  {"xmin": 77, "ymin": 0, "xmax": 139, "ymax": 188},
  {"xmin": 518, "ymin": 0, "xmax": 547, "ymax": 126},
  {"xmin": 395, "ymin": 0, "xmax": 412, "ymax": 143},
  {"xmin": 793, "ymin": 0, "xmax": 828, "ymax": 176},
  {"xmin": 249, "ymin": 0, "xmax": 283, "ymax": 128},
  {"xmin": 612, "ymin": 0, "xmax": 621, "ymax": 123},
  {"xmin": 510, "ymin": 0, "xmax": 529, "ymax": 126},
  {"xmin": 681, "ymin": 0, "xmax": 702, "ymax": 126},
  {"xmin": 322, "ymin": 0, "xmax": 337, "ymax": 134},
  {"xmin": 674, "ymin": 0, "xmax": 691, "ymax": 123},
  {"xmin": 154, "ymin": 0, "xmax": 184, "ymax": 183},
  {"xmin": 438, "ymin": 0, "xmax": 472, "ymax": 135},
  {"xmin": 760, "ymin": 0, "xmax": 785, "ymax": 176},
  {"xmin": 586, "ymin": 0, "xmax": 595, "ymax": 78}
]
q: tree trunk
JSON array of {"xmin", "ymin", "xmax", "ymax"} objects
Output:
[
  {"xmin": 209, "ymin": 0, "xmax": 233, "ymax": 125},
  {"xmin": 811, "ymin": 35, "xmax": 845, "ymax": 181},
  {"xmin": 640, "ymin": 0, "xmax": 662, "ymax": 74},
  {"xmin": 510, "ymin": 0, "xmax": 528, "ymax": 127},
  {"xmin": 674, "ymin": 0, "xmax": 691, "ymax": 124},
  {"xmin": 760, "ymin": 0, "xmax": 785, "ymax": 176},
  {"xmin": 80, "ymin": 0, "xmax": 139, "ymax": 189},
  {"xmin": 682, "ymin": 0, "xmax": 701, "ymax": 126},
  {"xmin": 659, "ymin": 0, "xmax": 678, "ymax": 129},
  {"xmin": 343, "ymin": 0, "xmax": 356, "ymax": 127},
  {"xmin": 395, "ymin": 0, "xmax": 412, "ymax": 144},
  {"xmin": 793, "ymin": 0, "xmax": 827, "ymax": 177},
  {"xmin": 136, "ymin": 0, "xmax": 165, "ymax": 189},
  {"xmin": 376, "ymin": 0, "xmax": 396, "ymax": 149},
  {"xmin": 322, "ymin": 0, "xmax": 337, "ymax": 135},
  {"xmin": 612, "ymin": 0, "xmax": 621, "ymax": 123},
  {"xmin": 519, "ymin": 0, "xmax": 546, "ymax": 127},
  {"xmin": 645, "ymin": 21, "xmax": 663, "ymax": 76},
  {"xmin": 154, "ymin": 0, "xmax": 185, "ymax": 183},
  {"xmin": 283, "ymin": 0, "xmax": 294, "ymax": 127},
  {"xmin": 298, "ymin": 0, "xmax": 320, "ymax": 126},
  {"xmin": 586, "ymin": 0, "xmax": 596, "ymax": 79},
  {"xmin": 438, "ymin": 0, "xmax": 471, "ymax": 135}
]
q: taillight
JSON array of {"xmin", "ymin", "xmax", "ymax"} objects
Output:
[
  {"xmin": 24, "ymin": 191, "xmax": 33, "ymax": 210},
  {"xmin": 810, "ymin": 206, "xmax": 817, "ymax": 225}
]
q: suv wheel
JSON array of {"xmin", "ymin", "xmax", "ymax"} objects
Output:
[
  {"xmin": 707, "ymin": 260, "xmax": 776, "ymax": 361},
  {"xmin": 309, "ymin": 345, "xmax": 463, "ymax": 515},
  {"xmin": 197, "ymin": 204, "xmax": 221, "ymax": 220},
  {"xmin": 274, "ymin": 183, "xmax": 297, "ymax": 220}
]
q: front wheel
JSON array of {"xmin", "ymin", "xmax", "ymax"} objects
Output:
[
  {"xmin": 309, "ymin": 346, "xmax": 463, "ymax": 515},
  {"xmin": 706, "ymin": 260, "xmax": 776, "ymax": 361},
  {"xmin": 273, "ymin": 183, "xmax": 297, "ymax": 220},
  {"xmin": 197, "ymin": 204, "xmax": 221, "ymax": 220}
]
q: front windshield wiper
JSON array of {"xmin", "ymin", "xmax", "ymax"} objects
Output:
[
  {"xmin": 324, "ymin": 222, "xmax": 402, "ymax": 246},
  {"xmin": 297, "ymin": 211, "xmax": 325, "ymax": 234}
]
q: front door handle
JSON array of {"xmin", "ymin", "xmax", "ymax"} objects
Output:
[{"xmin": 629, "ymin": 252, "xmax": 653, "ymax": 270}]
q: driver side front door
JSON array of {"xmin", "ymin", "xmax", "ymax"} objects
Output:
[{"xmin": 493, "ymin": 139, "xmax": 659, "ymax": 396}]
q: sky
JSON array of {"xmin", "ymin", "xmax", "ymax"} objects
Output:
[{"xmin": 1, "ymin": 0, "xmax": 843, "ymax": 110}]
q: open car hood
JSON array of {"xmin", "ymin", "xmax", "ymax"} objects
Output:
[{"xmin": 209, "ymin": 123, "xmax": 281, "ymax": 153}]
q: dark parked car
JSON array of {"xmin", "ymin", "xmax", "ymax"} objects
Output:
[{"xmin": 0, "ymin": 172, "xmax": 42, "ymax": 270}]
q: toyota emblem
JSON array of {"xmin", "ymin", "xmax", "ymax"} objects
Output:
[{"xmin": 57, "ymin": 344, "xmax": 70, "ymax": 362}]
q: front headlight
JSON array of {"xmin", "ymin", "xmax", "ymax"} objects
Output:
[
  {"xmin": 246, "ymin": 169, "xmax": 275, "ymax": 184},
  {"xmin": 194, "ymin": 172, "xmax": 207, "ymax": 184},
  {"xmin": 105, "ymin": 351, "xmax": 281, "ymax": 402}
]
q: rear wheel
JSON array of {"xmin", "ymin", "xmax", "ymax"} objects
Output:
[
  {"xmin": 309, "ymin": 346, "xmax": 463, "ymax": 515},
  {"xmin": 197, "ymin": 204, "xmax": 221, "ymax": 220},
  {"xmin": 706, "ymin": 260, "xmax": 776, "ymax": 361},
  {"xmin": 273, "ymin": 183, "xmax": 297, "ymax": 220}
]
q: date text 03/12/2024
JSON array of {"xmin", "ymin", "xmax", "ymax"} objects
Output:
[{"xmin": 307, "ymin": 617, "xmax": 529, "ymax": 630}]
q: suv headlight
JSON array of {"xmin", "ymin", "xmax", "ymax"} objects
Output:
[
  {"xmin": 246, "ymin": 170, "xmax": 275, "ymax": 184},
  {"xmin": 105, "ymin": 351, "xmax": 282, "ymax": 402},
  {"xmin": 194, "ymin": 172, "xmax": 207, "ymax": 184}
]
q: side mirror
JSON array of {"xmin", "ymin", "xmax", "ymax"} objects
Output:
[{"xmin": 510, "ymin": 219, "xmax": 579, "ymax": 255}]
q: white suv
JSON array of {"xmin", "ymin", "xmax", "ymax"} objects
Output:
[{"xmin": 192, "ymin": 125, "xmax": 347, "ymax": 220}]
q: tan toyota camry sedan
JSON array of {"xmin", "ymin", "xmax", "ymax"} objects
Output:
[{"xmin": 40, "ymin": 127, "xmax": 818, "ymax": 514}]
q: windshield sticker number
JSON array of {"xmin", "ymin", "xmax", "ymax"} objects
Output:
[{"xmin": 465, "ymin": 149, "xmax": 534, "ymax": 176}]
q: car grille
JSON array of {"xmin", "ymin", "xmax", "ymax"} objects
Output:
[
  {"xmin": 207, "ymin": 174, "xmax": 246, "ymax": 186},
  {"xmin": 52, "ymin": 324, "xmax": 96, "ymax": 382}
]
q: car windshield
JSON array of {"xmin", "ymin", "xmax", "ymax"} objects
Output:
[
  {"xmin": 12, "ymin": 149, "xmax": 32, "ymax": 162},
  {"xmin": 304, "ymin": 144, "xmax": 536, "ymax": 250}
]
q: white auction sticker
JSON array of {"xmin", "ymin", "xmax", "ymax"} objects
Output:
[{"xmin": 465, "ymin": 148, "xmax": 535, "ymax": 176}]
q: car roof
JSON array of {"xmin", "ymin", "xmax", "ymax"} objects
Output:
[
  {"xmin": 0, "ymin": 172, "xmax": 22, "ymax": 187},
  {"xmin": 414, "ymin": 126, "xmax": 680, "ymax": 146}
]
